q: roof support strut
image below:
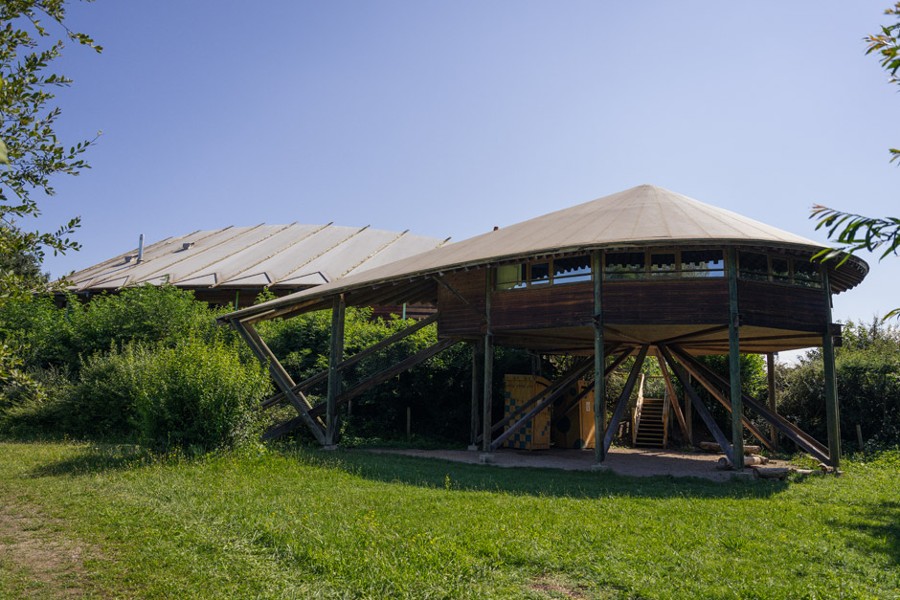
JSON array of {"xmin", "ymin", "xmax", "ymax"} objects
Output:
[
  {"xmin": 237, "ymin": 308, "xmax": 454, "ymax": 443},
  {"xmin": 658, "ymin": 343, "xmax": 735, "ymax": 465}
]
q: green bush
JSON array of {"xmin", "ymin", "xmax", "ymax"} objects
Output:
[
  {"xmin": 779, "ymin": 319, "xmax": 900, "ymax": 450},
  {"xmin": 68, "ymin": 338, "xmax": 271, "ymax": 449},
  {"xmin": 0, "ymin": 286, "xmax": 270, "ymax": 448}
]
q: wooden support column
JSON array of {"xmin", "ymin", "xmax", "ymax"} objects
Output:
[
  {"xmin": 592, "ymin": 251, "xmax": 607, "ymax": 463},
  {"xmin": 482, "ymin": 268, "xmax": 494, "ymax": 453},
  {"xmin": 602, "ymin": 345, "xmax": 649, "ymax": 455},
  {"xmin": 470, "ymin": 339, "xmax": 483, "ymax": 450},
  {"xmin": 726, "ymin": 248, "xmax": 745, "ymax": 469},
  {"xmin": 822, "ymin": 269, "xmax": 841, "ymax": 469},
  {"xmin": 325, "ymin": 295, "xmax": 346, "ymax": 447},
  {"xmin": 767, "ymin": 352, "xmax": 779, "ymax": 451}
]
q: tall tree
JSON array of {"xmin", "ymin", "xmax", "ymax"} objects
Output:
[
  {"xmin": 810, "ymin": 1, "xmax": 900, "ymax": 318},
  {"xmin": 0, "ymin": 0, "xmax": 100, "ymax": 299},
  {"xmin": 811, "ymin": 2, "xmax": 900, "ymax": 319},
  {"xmin": 0, "ymin": 0, "xmax": 100, "ymax": 385}
]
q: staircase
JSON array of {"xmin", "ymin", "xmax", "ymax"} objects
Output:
[{"xmin": 633, "ymin": 397, "xmax": 667, "ymax": 447}]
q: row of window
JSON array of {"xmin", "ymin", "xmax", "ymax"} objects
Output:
[{"xmin": 494, "ymin": 250, "xmax": 823, "ymax": 290}]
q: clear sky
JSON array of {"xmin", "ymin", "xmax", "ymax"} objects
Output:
[{"xmin": 34, "ymin": 0, "xmax": 900, "ymax": 325}]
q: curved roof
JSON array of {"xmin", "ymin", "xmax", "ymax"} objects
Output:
[
  {"xmin": 64, "ymin": 223, "xmax": 449, "ymax": 293},
  {"xmin": 221, "ymin": 185, "xmax": 869, "ymax": 322}
]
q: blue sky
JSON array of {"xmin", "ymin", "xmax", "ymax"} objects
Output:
[{"xmin": 34, "ymin": 0, "xmax": 899, "ymax": 324}]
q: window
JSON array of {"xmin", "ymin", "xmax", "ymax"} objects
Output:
[
  {"xmin": 738, "ymin": 252, "xmax": 769, "ymax": 282},
  {"xmin": 530, "ymin": 262, "xmax": 551, "ymax": 286},
  {"xmin": 735, "ymin": 251, "xmax": 824, "ymax": 289},
  {"xmin": 495, "ymin": 255, "xmax": 592, "ymax": 290},
  {"xmin": 553, "ymin": 256, "xmax": 592, "ymax": 284},
  {"xmin": 793, "ymin": 260, "xmax": 823, "ymax": 289},
  {"xmin": 681, "ymin": 250, "xmax": 724, "ymax": 278},
  {"xmin": 496, "ymin": 264, "xmax": 525, "ymax": 290},
  {"xmin": 605, "ymin": 252, "xmax": 645, "ymax": 280},
  {"xmin": 649, "ymin": 253, "xmax": 677, "ymax": 277},
  {"xmin": 771, "ymin": 257, "xmax": 790, "ymax": 284}
]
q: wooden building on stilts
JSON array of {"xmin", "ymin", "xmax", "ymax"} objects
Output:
[{"xmin": 219, "ymin": 185, "xmax": 868, "ymax": 469}]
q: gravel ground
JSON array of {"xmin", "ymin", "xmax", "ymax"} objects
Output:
[{"xmin": 366, "ymin": 447, "xmax": 789, "ymax": 482}]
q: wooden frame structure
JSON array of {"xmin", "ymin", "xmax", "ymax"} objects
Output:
[{"xmin": 220, "ymin": 185, "xmax": 867, "ymax": 470}]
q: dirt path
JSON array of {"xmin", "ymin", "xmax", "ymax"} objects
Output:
[{"xmin": 0, "ymin": 501, "xmax": 98, "ymax": 599}]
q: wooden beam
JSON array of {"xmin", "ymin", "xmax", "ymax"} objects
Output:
[
  {"xmin": 309, "ymin": 338, "xmax": 457, "ymax": 418},
  {"xmin": 551, "ymin": 348, "xmax": 629, "ymax": 423},
  {"xmin": 232, "ymin": 319, "xmax": 326, "ymax": 445},
  {"xmin": 670, "ymin": 346, "xmax": 830, "ymax": 463},
  {"xmin": 667, "ymin": 348, "xmax": 774, "ymax": 452},
  {"xmin": 655, "ymin": 352, "xmax": 689, "ymax": 442},
  {"xmin": 260, "ymin": 313, "xmax": 439, "ymax": 409},
  {"xmin": 658, "ymin": 343, "xmax": 734, "ymax": 465},
  {"xmin": 655, "ymin": 325, "xmax": 730, "ymax": 346},
  {"xmin": 489, "ymin": 369, "xmax": 588, "ymax": 451},
  {"xmin": 602, "ymin": 344, "xmax": 649, "ymax": 455},
  {"xmin": 325, "ymin": 295, "xmax": 346, "ymax": 446},
  {"xmin": 470, "ymin": 339, "xmax": 483, "ymax": 448},
  {"xmin": 822, "ymin": 268, "xmax": 841, "ymax": 468},
  {"xmin": 726, "ymin": 247, "xmax": 745, "ymax": 469},
  {"xmin": 480, "ymin": 358, "xmax": 592, "ymax": 443},
  {"xmin": 592, "ymin": 250, "xmax": 607, "ymax": 463},
  {"xmin": 767, "ymin": 352, "xmax": 778, "ymax": 451},
  {"xmin": 482, "ymin": 268, "xmax": 494, "ymax": 453}
]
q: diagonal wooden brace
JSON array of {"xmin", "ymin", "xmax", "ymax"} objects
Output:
[
  {"xmin": 658, "ymin": 344, "xmax": 734, "ymax": 465},
  {"xmin": 232, "ymin": 319, "xmax": 326, "ymax": 445},
  {"xmin": 602, "ymin": 345, "xmax": 650, "ymax": 455}
]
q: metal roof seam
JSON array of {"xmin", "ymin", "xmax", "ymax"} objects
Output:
[
  {"xmin": 131, "ymin": 225, "xmax": 254, "ymax": 286},
  {"xmin": 339, "ymin": 229, "xmax": 409, "ymax": 278},
  {"xmin": 166, "ymin": 224, "xmax": 275, "ymax": 285},
  {"xmin": 272, "ymin": 224, "xmax": 371, "ymax": 284},
  {"xmin": 215, "ymin": 222, "xmax": 331, "ymax": 286}
]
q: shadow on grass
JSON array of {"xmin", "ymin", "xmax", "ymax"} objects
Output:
[
  {"xmin": 834, "ymin": 500, "xmax": 900, "ymax": 567},
  {"xmin": 17, "ymin": 438, "xmax": 788, "ymax": 499},
  {"xmin": 282, "ymin": 447, "xmax": 789, "ymax": 500},
  {"xmin": 24, "ymin": 444, "xmax": 152, "ymax": 478}
]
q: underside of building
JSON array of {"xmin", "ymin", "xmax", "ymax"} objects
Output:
[{"xmin": 219, "ymin": 185, "xmax": 868, "ymax": 469}]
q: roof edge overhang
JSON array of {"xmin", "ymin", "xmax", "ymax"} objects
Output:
[{"xmin": 218, "ymin": 237, "xmax": 868, "ymax": 324}]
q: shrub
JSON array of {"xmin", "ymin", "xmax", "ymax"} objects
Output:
[{"xmin": 66, "ymin": 338, "xmax": 271, "ymax": 449}]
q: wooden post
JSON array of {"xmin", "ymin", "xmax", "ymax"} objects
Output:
[
  {"xmin": 482, "ymin": 268, "xmax": 494, "ymax": 453},
  {"xmin": 767, "ymin": 352, "xmax": 778, "ymax": 451},
  {"xmin": 592, "ymin": 251, "xmax": 607, "ymax": 463},
  {"xmin": 469, "ymin": 339, "xmax": 483, "ymax": 450},
  {"xmin": 822, "ymin": 269, "xmax": 841, "ymax": 468},
  {"xmin": 326, "ymin": 295, "xmax": 346, "ymax": 446},
  {"xmin": 726, "ymin": 248, "xmax": 745, "ymax": 469}
]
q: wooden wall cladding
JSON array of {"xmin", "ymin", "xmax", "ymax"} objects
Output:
[
  {"xmin": 737, "ymin": 280, "xmax": 827, "ymax": 332},
  {"xmin": 492, "ymin": 284, "xmax": 593, "ymax": 330},
  {"xmin": 602, "ymin": 279, "xmax": 729, "ymax": 325},
  {"xmin": 436, "ymin": 271, "xmax": 486, "ymax": 336},
  {"xmin": 436, "ymin": 270, "xmax": 829, "ymax": 338}
]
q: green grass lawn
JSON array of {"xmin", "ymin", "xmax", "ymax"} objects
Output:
[{"xmin": 0, "ymin": 441, "xmax": 897, "ymax": 599}]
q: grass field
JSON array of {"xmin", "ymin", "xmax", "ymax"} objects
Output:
[{"xmin": 0, "ymin": 441, "xmax": 897, "ymax": 599}]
